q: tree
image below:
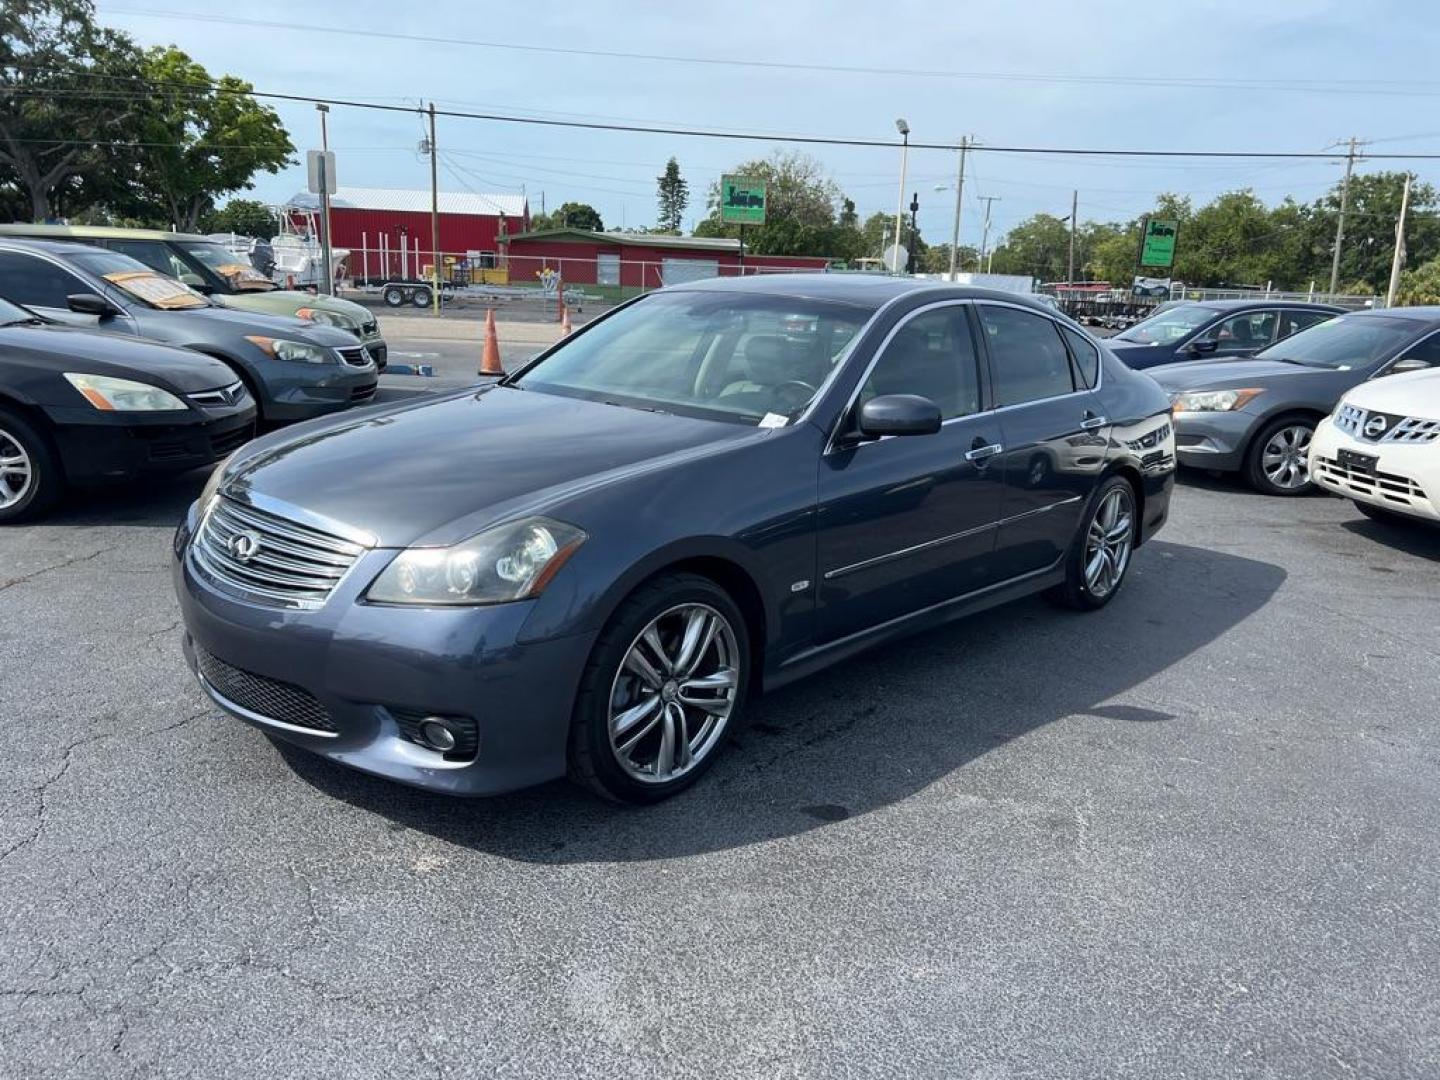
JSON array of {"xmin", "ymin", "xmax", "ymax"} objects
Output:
[
  {"xmin": 530, "ymin": 201, "xmax": 603, "ymax": 232},
  {"xmin": 111, "ymin": 46, "xmax": 292, "ymax": 231},
  {"xmin": 656, "ymin": 157, "xmax": 688, "ymax": 233},
  {"xmin": 1310, "ymin": 171, "xmax": 1440, "ymax": 292},
  {"xmin": 987, "ymin": 213, "xmax": 1071, "ymax": 280},
  {"xmin": 694, "ymin": 150, "xmax": 853, "ymax": 257},
  {"xmin": 200, "ymin": 198, "xmax": 278, "ymax": 238},
  {"xmin": 1397, "ymin": 257, "xmax": 1440, "ymax": 306},
  {"xmin": 0, "ymin": 0, "xmax": 141, "ymax": 221}
]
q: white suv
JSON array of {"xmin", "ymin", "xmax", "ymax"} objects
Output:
[{"xmin": 1309, "ymin": 368, "xmax": 1440, "ymax": 525}]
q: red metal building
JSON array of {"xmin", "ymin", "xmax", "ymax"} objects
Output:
[
  {"xmin": 503, "ymin": 228, "xmax": 833, "ymax": 291},
  {"xmin": 288, "ymin": 186, "xmax": 528, "ymax": 282}
]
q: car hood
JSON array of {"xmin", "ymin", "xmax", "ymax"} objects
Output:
[
  {"xmin": 1338, "ymin": 367, "xmax": 1440, "ymax": 414},
  {"xmin": 169, "ymin": 303, "xmax": 358, "ymax": 347},
  {"xmin": 0, "ymin": 323, "xmax": 239, "ymax": 392},
  {"xmin": 1146, "ymin": 357, "xmax": 1328, "ymax": 392},
  {"xmin": 218, "ymin": 290, "xmax": 372, "ymax": 324},
  {"xmin": 222, "ymin": 386, "xmax": 764, "ymax": 548}
]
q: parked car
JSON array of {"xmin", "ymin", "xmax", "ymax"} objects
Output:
[
  {"xmin": 0, "ymin": 224, "xmax": 388, "ymax": 369},
  {"xmin": 174, "ymin": 276, "xmax": 1175, "ymax": 804},
  {"xmin": 1107, "ymin": 300, "xmax": 1343, "ymax": 370},
  {"xmin": 0, "ymin": 240, "xmax": 377, "ymax": 423},
  {"xmin": 0, "ymin": 294, "xmax": 255, "ymax": 523},
  {"xmin": 1310, "ymin": 367, "xmax": 1440, "ymax": 525},
  {"xmin": 1150, "ymin": 308, "xmax": 1440, "ymax": 495}
]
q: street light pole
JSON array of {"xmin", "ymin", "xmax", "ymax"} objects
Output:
[
  {"xmin": 427, "ymin": 102, "xmax": 440, "ymax": 316},
  {"xmin": 948, "ymin": 135, "xmax": 971, "ymax": 280},
  {"xmin": 907, "ymin": 192, "xmax": 919, "ymax": 273},
  {"xmin": 892, "ymin": 119, "xmax": 910, "ymax": 274},
  {"xmin": 977, "ymin": 196, "xmax": 1000, "ymax": 271},
  {"xmin": 1329, "ymin": 136, "xmax": 1365, "ymax": 295},
  {"xmin": 1067, "ymin": 189, "xmax": 1078, "ymax": 286},
  {"xmin": 316, "ymin": 103, "xmax": 333, "ymax": 296}
]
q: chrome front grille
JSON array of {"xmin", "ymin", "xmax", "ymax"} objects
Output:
[
  {"xmin": 196, "ymin": 647, "xmax": 337, "ymax": 734},
  {"xmin": 337, "ymin": 345, "xmax": 372, "ymax": 367},
  {"xmin": 1333, "ymin": 402, "xmax": 1439, "ymax": 443},
  {"xmin": 191, "ymin": 497, "xmax": 368, "ymax": 609},
  {"xmin": 188, "ymin": 382, "xmax": 247, "ymax": 408},
  {"xmin": 1313, "ymin": 455, "xmax": 1429, "ymax": 507}
]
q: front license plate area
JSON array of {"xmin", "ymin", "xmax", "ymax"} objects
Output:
[{"xmin": 1337, "ymin": 447, "xmax": 1378, "ymax": 474}]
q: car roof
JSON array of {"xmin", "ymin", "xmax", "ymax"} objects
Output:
[
  {"xmin": 668, "ymin": 272, "xmax": 1056, "ymax": 312},
  {"xmin": 1183, "ymin": 298, "xmax": 1345, "ymax": 311},
  {"xmin": 0, "ymin": 237, "xmax": 99, "ymax": 256},
  {"xmin": 0, "ymin": 223, "xmax": 211, "ymax": 244},
  {"xmin": 1352, "ymin": 305, "xmax": 1440, "ymax": 322}
]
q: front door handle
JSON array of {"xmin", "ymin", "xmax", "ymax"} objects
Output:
[
  {"xmin": 1080, "ymin": 413, "xmax": 1108, "ymax": 430},
  {"xmin": 965, "ymin": 441, "xmax": 1004, "ymax": 462}
]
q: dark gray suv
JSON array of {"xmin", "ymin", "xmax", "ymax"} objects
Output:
[{"xmin": 0, "ymin": 240, "xmax": 377, "ymax": 422}]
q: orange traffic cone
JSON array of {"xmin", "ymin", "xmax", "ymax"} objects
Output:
[
  {"xmin": 479, "ymin": 309, "xmax": 504, "ymax": 376},
  {"xmin": 560, "ymin": 305, "xmax": 573, "ymax": 336}
]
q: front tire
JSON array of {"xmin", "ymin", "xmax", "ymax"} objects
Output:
[
  {"xmin": 1046, "ymin": 475, "xmax": 1136, "ymax": 611},
  {"xmin": 0, "ymin": 407, "xmax": 63, "ymax": 524},
  {"xmin": 1244, "ymin": 416, "xmax": 1316, "ymax": 495},
  {"xmin": 568, "ymin": 573, "xmax": 750, "ymax": 804}
]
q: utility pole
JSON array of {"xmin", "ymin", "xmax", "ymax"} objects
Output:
[
  {"xmin": 316, "ymin": 103, "xmax": 333, "ymax": 296},
  {"xmin": 1067, "ymin": 189, "xmax": 1078, "ymax": 288},
  {"xmin": 1329, "ymin": 136, "xmax": 1365, "ymax": 296},
  {"xmin": 1386, "ymin": 172, "xmax": 1412, "ymax": 309},
  {"xmin": 977, "ymin": 196, "xmax": 1000, "ymax": 271},
  {"xmin": 948, "ymin": 135, "xmax": 972, "ymax": 279},
  {"xmin": 892, "ymin": 119, "xmax": 910, "ymax": 273},
  {"xmin": 427, "ymin": 102, "xmax": 440, "ymax": 316}
]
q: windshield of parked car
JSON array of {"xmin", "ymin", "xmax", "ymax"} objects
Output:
[
  {"xmin": 511, "ymin": 290, "xmax": 870, "ymax": 424},
  {"xmin": 67, "ymin": 250, "xmax": 210, "ymax": 310},
  {"xmin": 1254, "ymin": 313, "xmax": 1418, "ymax": 371},
  {"xmin": 0, "ymin": 295, "xmax": 42, "ymax": 326},
  {"xmin": 1116, "ymin": 304, "xmax": 1219, "ymax": 344},
  {"xmin": 180, "ymin": 242, "xmax": 277, "ymax": 292}
]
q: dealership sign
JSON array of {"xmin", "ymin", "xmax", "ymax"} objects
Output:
[
  {"xmin": 720, "ymin": 175, "xmax": 767, "ymax": 225},
  {"xmin": 1132, "ymin": 276, "xmax": 1172, "ymax": 298},
  {"xmin": 1140, "ymin": 217, "xmax": 1178, "ymax": 268}
]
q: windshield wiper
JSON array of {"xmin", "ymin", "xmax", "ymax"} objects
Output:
[{"xmin": 0, "ymin": 317, "xmax": 43, "ymax": 327}]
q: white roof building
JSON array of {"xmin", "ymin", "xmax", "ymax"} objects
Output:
[{"xmin": 288, "ymin": 186, "xmax": 527, "ymax": 218}]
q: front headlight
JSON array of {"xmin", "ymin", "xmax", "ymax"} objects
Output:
[
  {"xmin": 244, "ymin": 335, "xmax": 339, "ymax": 364},
  {"xmin": 296, "ymin": 306, "xmax": 358, "ymax": 333},
  {"xmin": 1169, "ymin": 388, "xmax": 1265, "ymax": 414},
  {"xmin": 368, "ymin": 517, "xmax": 587, "ymax": 606},
  {"xmin": 63, "ymin": 372, "xmax": 187, "ymax": 412}
]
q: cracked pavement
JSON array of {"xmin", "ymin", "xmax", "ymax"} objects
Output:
[{"xmin": 2, "ymin": 466, "xmax": 1439, "ymax": 1079}]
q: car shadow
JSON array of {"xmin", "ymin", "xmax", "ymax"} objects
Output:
[
  {"xmin": 1340, "ymin": 517, "xmax": 1440, "ymax": 558},
  {"xmin": 274, "ymin": 539, "xmax": 1286, "ymax": 863},
  {"xmin": 1174, "ymin": 465, "xmax": 1326, "ymax": 500},
  {"xmin": 36, "ymin": 471, "xmax": 208, "ymax": 529}
]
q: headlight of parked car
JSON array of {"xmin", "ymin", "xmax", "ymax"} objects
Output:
[
  {"xmin": 244, "ymin": 335, "xmax": 339, "ymax": 364},
  {"xmin": 1169, "ymin": 388, "xmax": 1264, "ymax": 414},
  {"xmin": 295, "ymin": 306, "xmax": 359, "ymax": 333},
  {"xmin": 368, "ymin": 517, "xmax": 587, "ymax": 606},
  {"xmin": 63, "ymin": 372, "xmax": 187, "ymax": 412}
]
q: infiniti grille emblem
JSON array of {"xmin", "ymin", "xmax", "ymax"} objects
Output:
[
  {"xmin": 1363, "ymin": 414, "xmax": 1389, "ymax": 438},
  {"xmin": 228, "ymin": 529, "xmax": 262, "ymax": 563}
]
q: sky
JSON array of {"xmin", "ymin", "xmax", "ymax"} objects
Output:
[{"xmin": 96, "ymin": 0, "xmax": 1440, "ymax": 248}]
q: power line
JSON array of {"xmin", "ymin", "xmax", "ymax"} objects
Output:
[{"xmin": 99, "ymin": 6, "xmax": 1440, "ymax": 100}]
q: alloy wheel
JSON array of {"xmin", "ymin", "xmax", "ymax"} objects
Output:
[
  {"xmin": 607, "ymin": 603, "xmax": 740, "ymax": 784},
  {"xmin": 1084, "ymin": 486, "xmax": 1133, "ymax": 599},
  {"xmin": 1261, "ymin": 424, "xmax": 1313, "ymax": 490},
  {"xmin": 0, "ymin": 427, "xmax": 33, "ymax": 510}
]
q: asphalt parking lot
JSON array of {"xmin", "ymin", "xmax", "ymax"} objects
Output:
[{"xmin": 3, "ymin": 367, "xmax": 1439, "ymax": 1077}]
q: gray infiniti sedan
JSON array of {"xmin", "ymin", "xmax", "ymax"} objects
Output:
[
  {"xmin": 175, "ymin": 276, "xmax": 1176, "ymax": 804},
  {"xmin": 0, "ymin": 240, "xmax": 376, "ymax": 422},
  {"xmin": 1150, "ymin": 308, "xmax": 1440, "ymax": 494}
]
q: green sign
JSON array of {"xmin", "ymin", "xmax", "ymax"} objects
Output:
[
  {"xmin": 720, "ymin": 175, "xmax": 767, "ymax": 225},
  {"xmin": 1140, "ymin": 217, "xmax": 1178, "ymax": 268}
]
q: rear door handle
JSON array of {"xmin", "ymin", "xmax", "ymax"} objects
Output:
[
  {"xmin": 1080, "ymin": 413, "xmax": 1108, "ymax": 430},
  {"xmin": 965, "ymin": 442, "xmax": 1004, "ymax": 462}
]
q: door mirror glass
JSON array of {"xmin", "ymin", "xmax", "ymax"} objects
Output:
[
  {"xmin": 858, "ymin": 394, "xmax": 942, "ymax": 438},
  {"xmin": 66, "ymin": 293, "xmax": 117, "ymax": 317},
  {"xmin": 1388, "ymin": 356, "xmax": 1432, "ymax": 375},
  {"xmin": 1188, "ymin": 337, "xmax": 1219, "ymax": 355}
]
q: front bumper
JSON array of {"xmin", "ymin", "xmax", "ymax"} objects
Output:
[
  {"xmin": 259, "ymin": 360, "xmax": 379, "ymax": 421},
  {"xmin": 1309, "ymin": 420, "xmax": 1440, "ymax": 522},
  {"xmin": 360, "ymin": 331, "xmax": 387, "ymax": 370},
  {"xmin": 45, "ymin": 403, "xmax": 255, "ymax": 484},
  {"xmin": 172, "ymin": 504, "xmax": 594, "ymax": 795},
  {"xmin": 1171, "ymin": 409, "xmax": 1257, "ymax": 472}
]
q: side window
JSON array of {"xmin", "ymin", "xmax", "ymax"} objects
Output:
[
  {"xmin": 105, "ymin": 240, "xmax": 190, "ymax": 280},
  {"xmin": 1206, "ymin": 310, "xmax": 1278, "ymax": 349},
  {"xmin": 1061, "ymin": 325, "xmax": 1100, "ymax": 389},
  {"xmin": 859, "ymin": 306, "xmax": 980, "ymax": 420},
  {"xmin": 979, "ymin": 305, "xmax": 1076, "ymax": 407},
  {"xmin": 1278, "ymin": 310, "xmax": 1333, "ymax": 339},
  {"xmin": 0, "ymin": 252, "xmax": 90, "ymax": 308}
]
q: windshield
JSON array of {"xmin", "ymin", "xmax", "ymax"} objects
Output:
[
  {"xmin": 1117, "ymin": 304, "xmax": 1219, "ymax": 344},
  {"xmin": 68, "ymin": 250, "xmax": 210, "ymax": 310},
  {"xmin": 180, "ymin": 242, "xmax": 276, "ymax": 292},
  {"xmin": 1254, "ymin": 314, "xmax": 1417, "ymax": 371},
  {"xmin": 0, "ymin": 295, "xmax": 41, "ymax": 326},
  {"xmin": 512, "ymin": 290, "xmax": 869, "ymax": 424}
]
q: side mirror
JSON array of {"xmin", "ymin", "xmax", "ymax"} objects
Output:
[
  {"xmin": 1387, "ymin": 356, "xmax": 1431, "ymax": 375},
  {"xmin": 66, "ymin": 293, "xmax": 118, "ymax": 318},
  {"xmin": 857, "ymin": 394, "xmax": 942, "ymax": 438},
  {"xmin": 1188, "ymin": 338, "xmax": 1219, "ymax": 355}
]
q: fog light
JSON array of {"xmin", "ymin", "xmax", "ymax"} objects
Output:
[{"xmin": 418, "ymin": 717, "xmax": 457, "ymax": 752}]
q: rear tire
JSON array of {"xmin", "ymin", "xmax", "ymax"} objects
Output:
[
  {"xmin": 0, "ymin": 407, "xmax": 63, "ymax": 524},
  {"xmin": 411, "ymin": 287, "xmax": 432, "ymax": 308},
  {"xmin": 568, "ymin": 572, "xmax": 750, "ymax": 805},
  {"xmin": 1244, "ymin": 416, "xmax": 1316, "ymax": 495},
  {"xmin": 1046, "ymin": 474, "xmax": 1137, "ymax": 612},
  {"xmin": 382, "ymin": 286, "xmax": 405, "ymax": 307}
]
